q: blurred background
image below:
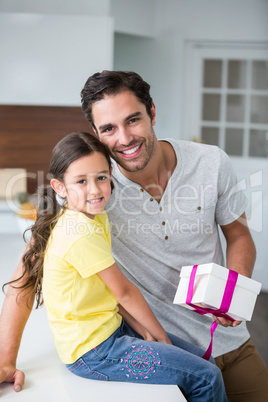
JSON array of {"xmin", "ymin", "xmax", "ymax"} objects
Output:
[{"xmin": 0, "ymin": 0, "xmax": 267, "ymax": 368}]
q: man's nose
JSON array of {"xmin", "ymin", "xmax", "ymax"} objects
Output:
[{"xmin": 117, "ymin": 126, "xmax": 133, "ymax": 146}]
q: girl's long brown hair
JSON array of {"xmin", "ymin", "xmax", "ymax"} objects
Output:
[{"xmin": 3, "ymin": 132, "xmax": 113, "ymax": 308}]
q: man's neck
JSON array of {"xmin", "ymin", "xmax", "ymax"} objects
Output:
[{"xmin": 117, "ymin": 140, "xmax": 177, "ymax": 202}]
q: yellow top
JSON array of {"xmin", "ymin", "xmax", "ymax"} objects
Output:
[{"xmin": 43, "ymin": 209, "xmax": 122, "ymax": 364}]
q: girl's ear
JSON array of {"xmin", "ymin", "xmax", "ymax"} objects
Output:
[
  {"xmin": 50, "ymin": 179, "xmax": 67, "ymax": 198},
  {"xmin": 109, "ymin": 167, "xmax": 114, "ymax": 192}
]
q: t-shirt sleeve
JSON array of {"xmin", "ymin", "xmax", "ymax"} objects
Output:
[
  {"xmin": 215, "ymin": 148, "xmax": 248, "ymax": 226},
  {"xmin": 64, "ymin": 228, "xmax": 115, "ymax": 278}
]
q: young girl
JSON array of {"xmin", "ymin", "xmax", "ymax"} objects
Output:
[{"xmin": 10, "ymin": 132, "xmax": 227, "ymax": 401}]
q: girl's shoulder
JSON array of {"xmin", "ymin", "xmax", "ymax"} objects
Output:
[
  {"xmin": 47, "ymin": 210, "xmax": 111, "ymax": 259},
  {"xmin": 56, "ymin": 209, "xmax": 109, "ymax": 236},
  {"xmin": 95, "ymin": 210, "xmax": 109, "ymax": 225}
]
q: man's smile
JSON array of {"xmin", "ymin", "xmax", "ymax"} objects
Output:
[{"xmin": 117, "ymin": 143, "xmax": 143, "ymax": 158}]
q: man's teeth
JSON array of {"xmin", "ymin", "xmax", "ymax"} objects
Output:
[{"xmin": 122, "ymin": 144, "xmax": 140, "ymax": 155}]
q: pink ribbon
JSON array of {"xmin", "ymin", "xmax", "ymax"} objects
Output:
[{"xmin": 186, "ymin": 265, "xmax": 238, "ymax": 360}]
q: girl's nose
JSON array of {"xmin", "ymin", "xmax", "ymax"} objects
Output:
[{"xmin": 88, "ymin": 181, "xmax": 100, "ymax": 195}]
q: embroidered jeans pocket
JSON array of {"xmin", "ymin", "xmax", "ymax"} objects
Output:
[{"xmin": 66, "ymin": 358, "xmax": 108, "ymax": 381}]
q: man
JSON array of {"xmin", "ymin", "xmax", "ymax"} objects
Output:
[{"xmin": 1, "ymin": 71, "xmax": 267, "ymax": 400}]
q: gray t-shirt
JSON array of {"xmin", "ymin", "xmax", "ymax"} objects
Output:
[{"xmin": 106, "ymin": 139, "xmax": 250, "ymax": 357}]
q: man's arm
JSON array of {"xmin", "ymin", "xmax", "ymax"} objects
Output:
[
  {"xmin": 215, "ymin": 212, "xmax": 256, "ymax": 327},
  {"xmin": 0, "ymin": 256, "xmax": 34, "ymax": 392},
  {"xmin": 221, "ymin": 212, "xmax": 256, "ymax": 277}
]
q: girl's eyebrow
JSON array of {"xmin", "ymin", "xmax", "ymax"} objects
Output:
[
  {"xmin": 73, "ymin": 170, "xmax": 110, "ymax": 178},
  {"xmin": 98, "ymin": 112, "xmax": 142, "ymax": 131}
]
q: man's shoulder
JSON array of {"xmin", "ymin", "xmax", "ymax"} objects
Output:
[
  {"xmin": 165, "ymin": 138, "xmax": 220, "ymax": 154},
  {"xmin": 162, "ymin": 138, "xmax": 224, "ymax": 168}
]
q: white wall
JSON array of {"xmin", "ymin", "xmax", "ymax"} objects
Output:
[
  {"xmin": 0, "ymin": 1, "xmax": 114, "ymax": 105},
  {"xmin": 0, "ymin": 0, "xmax": 158, "ymax": 106},
  {"xmin": 111, "ymin": 0, "xmax": 156, "ymax": 37},
  {"xmin": 0, "ymin": 0, "xmax": 111, "ymax": 16},
  {"xmin": 0, "ymin": 0, "xmax": 158, "ymax": 105},
  {"xmin": 156, "ymin": 0, "xmax": 268, "ymax": 41},
  {"xmin": 0, "ymin": 13, "xmax": 113, "ymax": 105}
]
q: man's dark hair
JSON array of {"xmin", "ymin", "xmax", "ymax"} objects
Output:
[{"xmin": 81, "ymin": 70, "xmax": 153, "ymax": 131}]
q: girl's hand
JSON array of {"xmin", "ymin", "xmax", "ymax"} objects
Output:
[
  {"xmin": 142, "ymin": 330, "xmax": 172, "ymax": 345},
  {"xmin": 157, "ymin": 336, "xmax": 173, "ymax": 345},
  {"xmin": 141, "ymin": 329, "xmax": 157, "ymax": 342}
]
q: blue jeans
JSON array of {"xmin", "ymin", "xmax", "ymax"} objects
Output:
[{"xmin": 66, "ymin": 321, "xmax": 227, "ymax": 402}]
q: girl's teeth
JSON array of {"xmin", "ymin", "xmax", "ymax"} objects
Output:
[
  {"xmin": 122, "ymin": 145, "xmax": 140, "ymax": 155},
  {"xmin": 89, "ymin": 198, "xmax": 101, "ymax": 204}
]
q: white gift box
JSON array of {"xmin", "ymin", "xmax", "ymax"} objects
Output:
[{"xmin": 173, "ymin": 263, "xmax": 262, "ymax": 321}]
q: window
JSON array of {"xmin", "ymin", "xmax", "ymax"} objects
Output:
[{"xmin": 184, "ymin": 43, "xmax": 268, "ymax": 158}]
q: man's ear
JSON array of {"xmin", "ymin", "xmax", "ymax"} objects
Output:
[
  {"xmin": 91, "ymin": 124, "xmax": 99, "ymax": 138},
  {"xmin": 50, "ymin": 179, "xmax": 67, "ymax": 198},
  {"xmin": 151, "ymin": 101, "xmax": 156, "ymax": 126}
]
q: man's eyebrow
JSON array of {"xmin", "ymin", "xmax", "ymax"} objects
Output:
[
  {"xmin": 125, "ymin": 111, "xmax": 142, "ymax": 121},
  {"xmin": 98, "ymin": 123, "xmax": 113, "ymax": 132},
  {"xmin": 98, "ymin": 112, "xmax": 142, "ymax": 131}
]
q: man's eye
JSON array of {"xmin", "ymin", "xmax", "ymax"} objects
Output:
[
  {"xmin": 103, "ymin": 126, "xmax": 114, "ymax": 133},
  {"xmin": 129, "ymin": 118, "xmax": 139, "ymax": 124}
]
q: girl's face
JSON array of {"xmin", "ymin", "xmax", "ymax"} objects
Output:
[{"xmin": 56, "ymin": 152, "xmax": 112, "ymax": 220}]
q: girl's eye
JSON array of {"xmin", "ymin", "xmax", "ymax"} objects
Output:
[
  {"xmin": 78, "ymin": 179, "xmax": 87, "ymax": 184},
  {"xmin": 98, "ymin": 175, "xmax": 107, "ymax": 181}
]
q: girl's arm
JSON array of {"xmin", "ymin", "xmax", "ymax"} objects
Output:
[
  {"xmin": 118, "ymin": 304, "xmax": 156, "ymax": 341},
  {"xmin": 0, "ymin": 256, "xmax": 33, "ymax": 392},
  {"xmin": 98, "ymin": 263, "xmax": 172, "ymax": 345}
]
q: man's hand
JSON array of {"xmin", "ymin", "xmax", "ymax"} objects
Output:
[
  {"xmin": 213, "ymin": 315, "xmax": 242, "ymax": 328},
  {"xmin": 0, "ymin": 365, "xmax": 25, "ymax": 392}
]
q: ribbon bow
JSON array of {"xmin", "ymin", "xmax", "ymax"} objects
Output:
[{"xmin": 186, "ymin": 265, "xmax": 238, "ymax": 360}]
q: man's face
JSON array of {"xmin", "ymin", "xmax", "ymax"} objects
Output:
[{"xmin": 91, "ymin": 91, "xmax": 156, "ymax": 173}]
